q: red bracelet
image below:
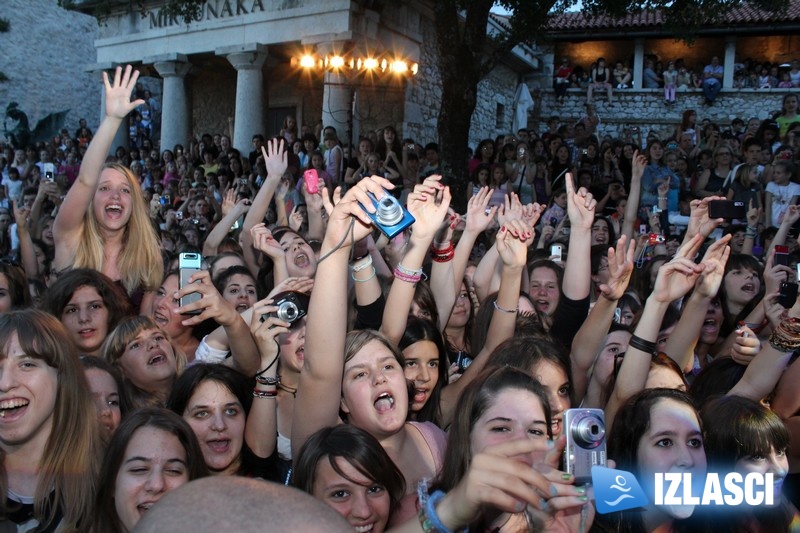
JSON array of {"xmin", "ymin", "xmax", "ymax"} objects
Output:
[{"xmin": 393, "ymin": 268, "xmax": 422, "ymax": 283}]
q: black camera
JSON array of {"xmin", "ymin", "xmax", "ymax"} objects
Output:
[{"xmin": 261, "ymin": 291, "xmax": 309, "ymax": 325}]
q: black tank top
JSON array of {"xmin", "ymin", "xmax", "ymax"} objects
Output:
[{"xmin": 594, "ymin": 67, "xmax": 608, "ymax": 83}]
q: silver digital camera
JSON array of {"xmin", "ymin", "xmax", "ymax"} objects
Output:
[{"xmin": 563, "ymin": 408, "xmax": 607, "ymax": 485}]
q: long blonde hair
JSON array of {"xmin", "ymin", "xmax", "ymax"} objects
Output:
[
  {"xmin": 74, "ymin": 163, "xmax": 163, "ymax": 294},
  {"xmin": 102, "ymin": 316, "xmax": 186, "ymax": 408},
  {"xmin": 0, "ymin": 310, "xmax": 101, "ymax": 531}
]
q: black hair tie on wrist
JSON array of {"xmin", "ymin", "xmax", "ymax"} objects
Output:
[{"xmin": 628, "ymin": 334, "xmax": 657, "ymax": 354}]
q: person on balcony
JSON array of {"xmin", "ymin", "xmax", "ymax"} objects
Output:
[
  {"xmin": 702, "ymin": 56, "xmax": 724, "ymax": 106},
  {"xmin": 587, "ymin": 57, "xmax": 613, "ymax": 104}
]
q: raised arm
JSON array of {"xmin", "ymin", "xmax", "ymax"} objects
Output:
[
  {"xmin": 13, "ymin": 201, "xmax": 38, "ymax": 279},
  {"xmin": 241, "ymin": 138, "xmax": 286, "ymax": 272},
  {"xmin": 244, "ymin": 297, "xmax": 287, "ymax": 459},
  {"xmin": 728, "ymin": 292, "xmax": 800, "ymax": 400},
  {"xmin": 663, "ymin": 235, "xmax": 731, "ymax": 372},
  {"xmin": 53, "ymin": 65, "xmax": 144, "ymax": 270},
  {"xmin": 381, "ymin": 176, "xmax": 451, "ymax": 344},
  {"xmin": 571, "ymin": 236, "xmax": 635, "ymax": 405},
  {"xmin": 621, "ymin": 151, "xmax": 646, "ymax": 240},
  {"xmin": 203, "ymin": 190, "xmax": 250, "ymax": 257},
  {"xmin": 174, "ymin": 270, "xmax": 261, "ymax": 375},
  {"xmin": 606, "ymin": 235, "xmax": 706, "ymax": 428},
  {"xmin": 291, "ymin": 176, "xmax": 394, "ymax": 458},
  {"xmin": 562, "ymin": 172, "xmax": 595, "ymax": 301},
  {"xmin": 439, "ymin": 219, "xmax": 531, "ymax": 428}
]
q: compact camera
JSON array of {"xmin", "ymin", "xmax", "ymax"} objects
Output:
[
  {"xmin": 261, "ymin": 291, "xmax": 309, "ymax": 325},
  {"xmin": 563, "ymin": 408, "xmax": 607, "ymax": 485},
  {"xmin": 361, "ymin": 190, "xmax": 415, "ymax": 239},
  {"xmin": 708, "ymin": 200, "xmax": 746, "ymax": 220},
  {"xmin": 160, "ymin": 195, "xmax": 171, "ymax": 205},
  {"xmin": 648, "ymin": 233, "xmax": 665, "ymax": 245}
]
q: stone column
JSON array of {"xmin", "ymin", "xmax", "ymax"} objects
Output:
[
  {"xmin": 151, "ymin": 54, "xmax": 192, "ymax": 153},
  {"xmin": 632, "ymin": 39, "xmax": 645, "ymax": 89},
  {"xmin": 323, "ymin": 71, "xmax": 354, "ymax": 147},
  {"xmin": 218, "ymin": 44, "xmax": 267, "ymax": 155},
  {"xmin": 723, "ymin": 36, "xmax": 736, "ymax": 89},
  {"xmin": 315, "ymin": 42, "xmax": 354, "ymax": 146},
  {"xmin": 86, "ymin": 62, "xmax": 129, "ymax": 155}
]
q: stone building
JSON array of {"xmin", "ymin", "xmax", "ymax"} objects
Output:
[
  {"xmin": 524, "ymin": 1, "xmax": 800, "ymax": 139},
  {"xmin": 71, "ymin": 0, "xmax": 536, "ymax": 155},
  {"xmin": 0, "ymin": 0, "xmax": 99, "ymax": 147}
]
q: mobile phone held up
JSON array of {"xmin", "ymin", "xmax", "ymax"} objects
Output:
[
  {"xmin": 178, "ymin": 253, "xmax": 203, "ymax": 314},
  {"xmin": 42, "ymin": 162, "xmax": 55, "ymax": 182},
  {"xmin": 303, "ymin": 169, "xmax": 319, "ymax": 195},
  {"xmin": 775, "ymin": 245, "xmax": 790, "ymax": 267},
  {"xmin": 708, "ymin": 200, "xmax": 746, "ymax": 220},
  {"xmin": 360, "ymin": 190, "xmax": 415, "ymax": 239}
]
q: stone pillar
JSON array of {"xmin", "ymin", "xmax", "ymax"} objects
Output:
[
  {"xmin": 315, "ymin": 42, "xmax": 354, "ymax": 147},
  {"xmin": 632, "ymin": 39, "xmax": 645, "ymax": 89},
  {"xmin": 86, "ymin": 63, "xmax": 129, "ymax": 155},
  {"xmin": 323, "ymin": 71, "xmax": 354, "ymax": 147},
  {"xmin": 218, "ymin": 44, "xmax": 267, "ymax": 155},
  {"xmin": 723, "ymin": 36, "xmax": 736, "ymax": 89},
  {"xmin": 151, "ymin": 55, "xmax": 192, "ymax": 153}
]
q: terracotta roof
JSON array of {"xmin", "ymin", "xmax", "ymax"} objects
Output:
[{"xmin": 547, "ymin": 0, "xmax": 800, "ymax": 31}]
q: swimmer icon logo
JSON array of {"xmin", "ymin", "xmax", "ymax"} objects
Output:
[{"xmin": 593, "ymin": 466, "xmax": 649, "ymax": 514}]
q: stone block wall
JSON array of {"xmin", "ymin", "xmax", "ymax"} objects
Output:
[
  {"xmin": 0, "ymin": 0, "xmax": 99, "ymax": 144},
  {"xmin": 402, "ymin": 13, "xmax": 442, "ymax": 145},
  {"xmin": 530, "ymin": 87, "xmax": 792, "ymax": 140}
]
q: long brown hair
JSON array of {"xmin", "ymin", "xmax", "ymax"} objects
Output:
[{"xmin": 0, "ymin": 310, "xmax": 101, "ymax": 530}]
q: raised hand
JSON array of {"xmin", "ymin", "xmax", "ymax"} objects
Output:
[
  {"xmin": 250, "ymin": 223, "xmax": 284, "ymax": 259},
  {"xmin": 598, "ymin": 235, "xmax": 636, "ymax": 301},
  {"xmin": 695, "ymin": 234, "xmax": 732, "ymax": 298},
  {"xmin": 497, "ymin": 192, "xmax": 523, "ymax": 227},
  {"xmin": 103, "ymin": 65, "xmax": 144, "ymax": 119},
  {"xmin": 686, "ymin": 196, "xmax": 725, "ymax": 240},
  {"xmin": 174, "ymin": 270, "xmax": 240, "ymax": 327},
  {"xmin": 274, "ymin": 177, "xmax": 290, "ymax": 202},
  {"xmin": 407, "ymin": 175, "xmax": 451, "ymax": 242},
  {"xmin": 565, "ymin": 171, "xmax": 597, "ymax": 230},
  {"xmin": 465, "ymin": 187, "xmax": 498, "ymax": 235},
  {"xmin": 730, "ymin": 325, "xmax": 760, "ymax": 366},
  {"xmin": 260, "ymin": 138, "xmax": 288, "ymax": 179},
  {"xmin": 288, "ymin": 207, "xmax": 304, "ymax": 232},
  {"xmin": 496, "ymin": 219, "xmax": 532, "ymax": 269},
  {"xmin": 220, "ymin": 188, "xmax": 238, "ymax": 217},
  {"xmin": 631, "ymin": 150, "xmax": 647, "ymax": 182},
  {"xmin": 322, "ymin": 175, "xmax": 396, "ymax": 251},
  {"xmin": 249, "ymin": 298, "xmax": 291, "ymax": 367},
  {"xmin": 746, "ymin": 199, "xmax": 761, "ymax": 229},
  {"xmin": 650, "ymin": 234, "xmax": 706, "ymax": 304},
  {"xmin": 267, "ymin": 276, "xmax": 314, "ymax": 300},
  {"xmin": 321, "ymin": 185, "xmax": 343, "ymax": 217},
  {"xmin": 521, "ymin": 202, "xmax": 546, "ymax": 229}
]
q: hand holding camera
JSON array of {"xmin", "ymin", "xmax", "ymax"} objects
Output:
[{"xmin": 259, "ymin": 291, "xmax": 309, "ymax": 325}]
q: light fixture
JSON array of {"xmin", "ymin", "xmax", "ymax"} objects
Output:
[{"xmin": 293, "ymin": 53, "xmax": 418, "ymax": 77}]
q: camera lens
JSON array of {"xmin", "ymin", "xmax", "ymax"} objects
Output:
[
  {"xmin": 277, "ymin": 302, "xmax": 299, "ymax": 323},
  {"xmin": 572, "ymin": 414, "xmax": 606, "ymax": 448},
  {"xmin": 376, "ymin": 196, "xmax": 403, "ymax": 226}
]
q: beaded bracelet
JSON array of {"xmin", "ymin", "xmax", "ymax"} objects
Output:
[
  {"xmin": 417, "ymin": 490, "xmax": 454, "ymax": 533},
  {"xmin": 396, "ymin": 262, "xmax": 424, "ymax": 277},
  {"xmin": 255, "ymin": 374, "xmax": 280, "ymax": 386},
  {"xmin": 252, "ymin": 388, "xmax": 278, "ymax": 398},
  {"xmin": 493, "ymin": 300, "xmax": 518, "ymax": 314},
  {"xmin": 628, "ymin": 334, "xmax": 657, "ymax": 354},
  {"xmin": 394, "ymin": 268, "xmax": 422, "ymax": 284},
  {"xmin": 352, "ymin": 266, "xmax": 377, "ymax": 283}
]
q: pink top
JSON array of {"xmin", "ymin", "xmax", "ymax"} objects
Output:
[{"xmin": 388, "ymin": 421, "xmax": 447, "ymax": 527}]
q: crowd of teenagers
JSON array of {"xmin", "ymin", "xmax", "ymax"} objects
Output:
[{"xmin": 1, "ymin": 64, "xmax": 800, "ymax": 532}]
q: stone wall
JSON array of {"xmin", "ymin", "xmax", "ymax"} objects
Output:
[
  {"xmin": 529, "ymin": 87, "xmax": 792, "ymax": 139},
  {"xmin": 402, "ymin": 13, "xmax": 442, "ymax": 145},
  {"xmin": 469, "ymin": 64, "xmax": 519, "ymax": 148},
  {"xmin": 0, "ymin": 0, "xmax": 99, "ymax": 146}
]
